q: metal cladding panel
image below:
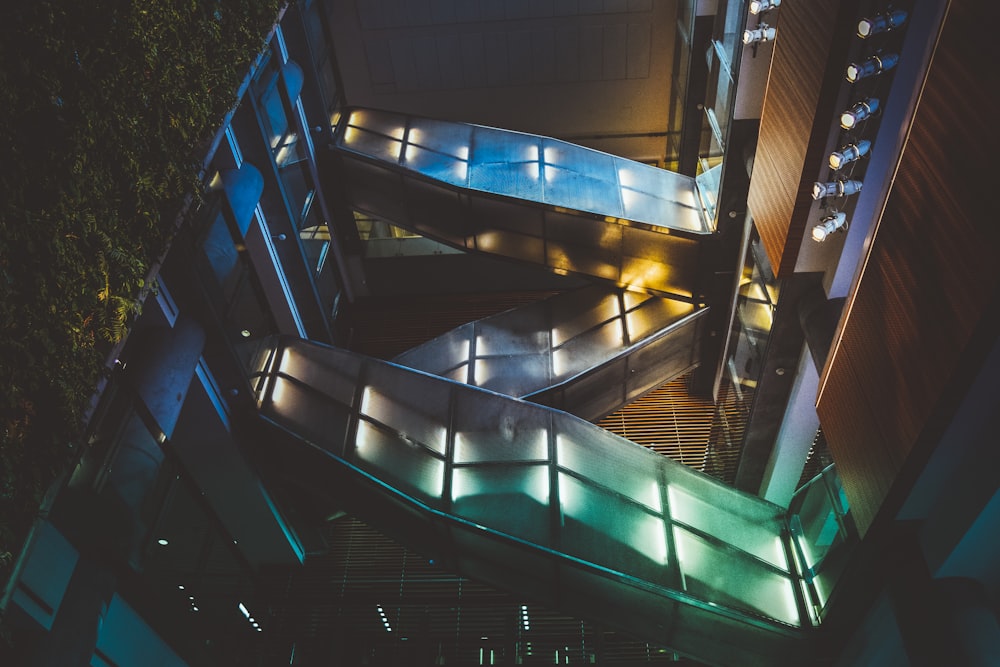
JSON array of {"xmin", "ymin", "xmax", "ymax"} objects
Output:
[
  {"xmin": 746, "ymin": 0, "xmax": 858, "ymax": 276},
  {"xmin": 817, "ymin": 0, "xmax": 999, "ymax": 535}
]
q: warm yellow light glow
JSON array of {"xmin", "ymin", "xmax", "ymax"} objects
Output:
[
  {"xmin": 474, "ymin": 359, "xmax": 490, "ymax": 386},
  {"xmin": 343, "ymin": 126, "xmax": 358, "ymax": 144},
  {"xmin": 360, "ymin": 387, "xmax": 373, "ymax": 416},
  {"xmin": 476, "ymin": 232, "xmax": 500, "ymax": 252},
  {"xmin": 271, "ymin": 376, "xmax": 286, "ymax": 407},
  {"xmin": 388, "ymin": 126, "xmax": 406, "ymax": 141},
  {"xmin": 552, "ymin": 348, "xmax": 570, "ymax": 377},
  {"xmin": 407, "ymin": 128, "xmax": 422, "ymax": 146}
]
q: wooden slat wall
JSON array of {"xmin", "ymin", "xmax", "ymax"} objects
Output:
[
  {"xmin": 817, "ymin": 0, "xmax": 998, "ymax": 534},
  {"xmin": 746, "ymin": 0, "xmax": 859, "ymax": 276}
]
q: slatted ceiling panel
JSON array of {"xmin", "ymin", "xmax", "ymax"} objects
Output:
[
  {"xmin": 597, "ymin": 373, "xmax": 715, "ymax": 469},
  {"xmin": 817, "ymin": 0, "xmax": 998, "ymax": 536},
  {"xmin": 747, "ymin": 0, "xmax": 858, "ymax": 276},
  {"xmin": 257, "ymin": 517, "xmax": 707, "ymax": 664}
]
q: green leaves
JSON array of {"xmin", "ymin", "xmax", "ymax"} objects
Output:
[{"xmin": 0, "ymin": 0, "xmax": 281, "ymax": 593}]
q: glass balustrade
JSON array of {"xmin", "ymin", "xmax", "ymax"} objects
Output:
[
  {"xmin": 251, "ymin": 336, "xmax": 812, "ymax": 665},
  {"xmin": 393, "ymin": 285, "xmax": 707, "ymax": 420},
  {"xmin": 333, "ymin": 108, "xmax": 712, "ymax": 301},
  {"xmin": 787, "ymin": 464, "xmax": 857, "ymax": 620}
]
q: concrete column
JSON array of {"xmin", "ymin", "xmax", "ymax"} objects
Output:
[{"xmin": 759, "ymin": 344, "xmax": 819, "ymax": 507}]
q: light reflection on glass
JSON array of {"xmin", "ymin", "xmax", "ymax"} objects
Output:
[{"xmin": 451, "ymin": 466, "xmax": 549, "ymax": 504}]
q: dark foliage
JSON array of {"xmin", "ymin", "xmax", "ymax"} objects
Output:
[{"xmin": 0, "ymin": 0, "xmax": 281, "ymax": 593}]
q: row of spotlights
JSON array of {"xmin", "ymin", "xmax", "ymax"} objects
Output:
[
  {"xmin": 813, "ymin": 7, "xmax": 906, "ymax": 242},
  {"xmin": 378, "ymin": 605, "xmax": 393, "ymax": 632},
  {"xmin": 239, "ymin": 602, "xmax": 263, "ymax": 632}
]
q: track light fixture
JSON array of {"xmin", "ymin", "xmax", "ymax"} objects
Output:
[
  {"xmin": 846, "ymin": 53, "xmax": 898, "ymax": 83},
  {"xmin": 828, "ymin": 140, "xmax": 871, "ymax": 170},
  {"xmin": 743, "ymin": 24, "xmax": 776, "ymax": 45},
  {"xmin": 858, "ymin": 9, "xmax": 908, "ymax": 38},
  {"xmin": 840, "ymin": 98, "xmax": 880, "ymax": 129},
  {"xmin": 812, "ymin": 212, "xmax": 848, "ymax": 242},
  {"xmin": 749, "ymin": 0, "xmax": 780, "ymax": 15},
  {"xmin": 811, "ymin": 179, "xmax": 863, "ymax": 200}
]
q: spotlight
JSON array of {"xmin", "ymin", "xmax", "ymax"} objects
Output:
[
  {"xmin": 749, "ymin": 0, "xmax": 780, "ymax": 14},
  {"xmin": 840, "ymin": 98, "xmax": 880, "ymax": 129},
  {"xmin": 743, "ymin": 24, "xmax": 776, "ymax": 45},
  {"xmin": 828, "ymin": 140, "xmax": 871, "ymax": 170},
  {"xmin": 846, "ymin": 53, "xmax": 898, "ymax": 83},
  {"xmin": 811, "ymin": 179, "xmax": 863, "ymax": 200},
  {"xmin": 858, "ymin": 9, "xmax": 908, "ymax": 38},
  {"xmin": 812, "ymin": 212, "xmax": 848, "ymax": 242}
]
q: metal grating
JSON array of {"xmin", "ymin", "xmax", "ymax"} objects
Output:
[{"xmin": 596, "ymin": 372, "xmax": 715, "ymax": 470}]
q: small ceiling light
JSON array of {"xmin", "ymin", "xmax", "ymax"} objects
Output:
[
  {"xmin": 840, "ymin": 97, "xmax": 880, "ymax": 129},
  {"xmin": 812, "ymin": 179, "xmax": 863, "ymax": 200},
  {"xmin": 828, "ymin": 140, "xmax": 871, "ymax": 170},
  {"xmin": 846, "ymin": 53, "xmax": 898, "ymax": 83},
  {"xmin": 743, "ymin": 24, "xmax": 776, "ymax": 44},
  {"xmin": 812, "ymin": 212, "xmax": 848, "ymax": 242},
  {"xmin": 858, "ymin": 9, "xmax": 908, "ymax": 38},
  {"xmin": 240, "ymin": 329, "xmax": 252, "ymax": 338},
  {"xmin": 192, "ymin": 606, "xmax": 200, "ymax": 612},
  {"xmin": 157, "ymin": 538, "xmax": 169, "ymax": 546},
  {"xmin": 749, "ymin": 0, "xmax": 780, "ymax": 14}
]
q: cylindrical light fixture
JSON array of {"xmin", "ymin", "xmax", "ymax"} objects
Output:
[
  {"xmin": 829, "ymin": 140, "xmax": 872, "ymax": 170},
  {"xmin": 858, "ymin": 9, "xmax": 908, "ymax": 38},
  {"xmin": 840, "ymin": 98, "xmax": 880, "ymax": 129},
  {"xmin": 743, "ymin": 24, "xmax": 776, "ymax": 44},
  {"xmin": 749, "ymin": 0, "xmax": 781, "ymax": 15},
  {"xmin": 812, "ymin": 212, "xmax": 848, "ymax": 242},
  {"xmin": 846, "ymin": 53, "xmax": 899, "ymax": 83},
  {"xmin": 811, "ymin": 179, "xmax": 863, "ymax": 200}
]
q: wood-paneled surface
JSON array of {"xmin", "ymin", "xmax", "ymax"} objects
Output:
[
  {"xmin": 747, "ymin": 0, "xmax": 859, "ymax": 276},
  {"xmin": 817, "ymin": 0, "xmax": 998, "ymax": 534}
]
